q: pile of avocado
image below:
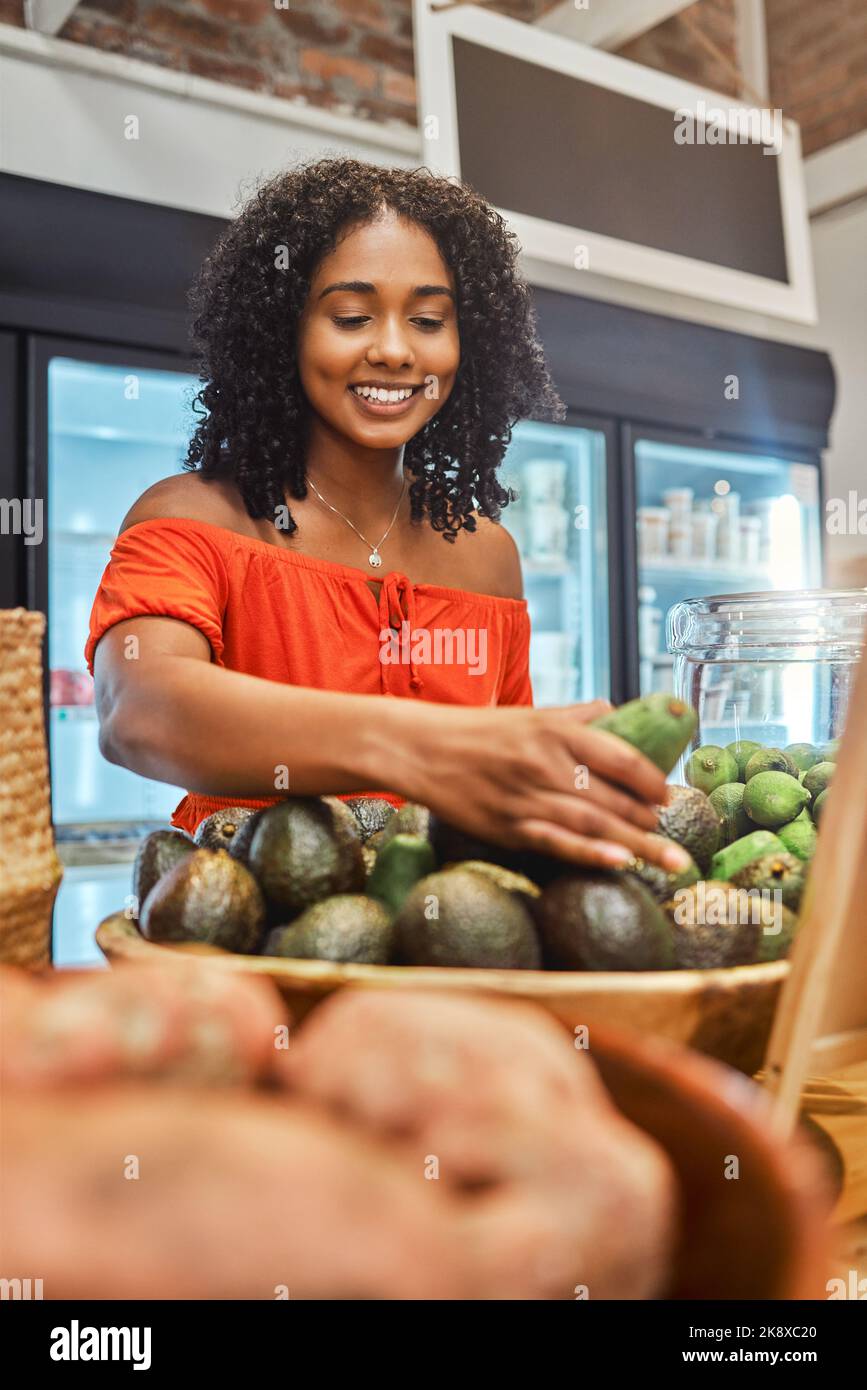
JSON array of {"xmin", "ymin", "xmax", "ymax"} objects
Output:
[
  {"xmin": 686, "ymin": 739, "xmax": 833, "ymax": 873},
  {"xmin": 128, "ymin": 696, "xmax": 834, "ymax": 974}
]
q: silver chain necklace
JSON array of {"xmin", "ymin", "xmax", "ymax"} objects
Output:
[{"xmin": 306, "ymin": 473, "xmax": 407, "ymax": 568}]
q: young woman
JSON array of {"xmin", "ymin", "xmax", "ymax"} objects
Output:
[{"xmin": 86, "ymin": 158, "xmax": 688, "ymax": 875}]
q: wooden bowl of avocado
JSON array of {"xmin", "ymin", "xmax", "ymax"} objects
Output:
[
  {"xmin": 97, "ymin": 766, "xmax": 803, "ymax": 1078},
  {"xmin": 96, "ymin": 909, "xmax": 790, "ymax": 1078}
]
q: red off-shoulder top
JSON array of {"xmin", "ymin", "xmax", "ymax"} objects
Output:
[{"xmin": 84, "ymin": 517, "xmax": 533, "ymax": 835}]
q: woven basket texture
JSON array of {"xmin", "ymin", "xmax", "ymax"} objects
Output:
[{"xmin": 0, "ymin": 608, "xmax": 63, "ymax": 967}]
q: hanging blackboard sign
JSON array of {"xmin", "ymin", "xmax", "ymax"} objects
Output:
[{"xmin": 414, "ymin": 2, "xmax": 816, "ymax": 323}]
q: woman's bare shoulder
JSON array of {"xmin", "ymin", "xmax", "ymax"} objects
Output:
[
  {"xmin": 446, "ymin": 512, "xmax": 524, "ymax": 600},
  {"xmin": 118, "ymin": 473, "xmax": 250, "ymax": 536}
]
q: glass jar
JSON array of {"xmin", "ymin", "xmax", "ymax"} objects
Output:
[
  {"xmin": 667, "ymin": 589, "xmax": 867, "ymax": 780},
  {"xmin": 637, "ymin": 506, "xmax": 670, "ymax": 559}
]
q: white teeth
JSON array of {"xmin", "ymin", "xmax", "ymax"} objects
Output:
[{"xmin": 352, "ymin": 386, "xmax": 414, "ymax": 402}]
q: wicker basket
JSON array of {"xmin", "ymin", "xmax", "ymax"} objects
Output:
[{"xmin": 0, "ymin": 609, "xmax": 63, "ymax": 967}]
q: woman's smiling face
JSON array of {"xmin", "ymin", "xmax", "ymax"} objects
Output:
[{"xmin": 297, "ymin": 209, "xmax": 460, "ymax": 447}]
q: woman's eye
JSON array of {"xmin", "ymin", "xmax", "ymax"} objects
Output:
[{"xmin": 331, "ymin": 316, "xmax": 445, "ymax": 330}]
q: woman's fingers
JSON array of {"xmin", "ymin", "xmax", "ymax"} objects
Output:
[
  {"xmin": 638, "ymin": 832, "xmax": 696, "ymax": 873},
  {"xmin": 566, "ymin": 698, "xmax": 613, "ymax": 724},
  {"xmin": 572, "ymin": 726, "xmax": 670, "ymax": 806},
  {"xmin": 516, "ymin": 808, "xmax": 692, "ymax": 874},
  {"xmin": 515, "ymin": 819, "xmax": 640, "ymax": 871},
  {"xmin": 535, "ymin": 775, "xmax": 659, "ymax": 833},
  {"xmin": 571, "ymin": 778, "xmax": 660, "ymax": 832}
]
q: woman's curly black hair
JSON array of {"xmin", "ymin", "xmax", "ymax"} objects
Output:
[{"xmin": 183, "ymin": 156, "xmax": 565, "ymax": 540}]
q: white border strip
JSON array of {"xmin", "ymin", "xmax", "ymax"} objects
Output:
[
  {"xmin": 536, "ymin": 0, "xmax": 695, "ymax": 51},
  {"xmin": 805, "ymin": 128, "xmax": 867, "ymax": 216},
  {"xmin": 0, "ymin": 24, "xmax": 419, "ymax": 155},
  {"xmin": 24, "ymin": 0, "xmax": 81, "ymax": 36},
  {"xmin": 734, "ymin": 0, "xmax": 769, "ymax": 102}
]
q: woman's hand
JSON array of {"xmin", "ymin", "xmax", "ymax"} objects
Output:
[
  {"xmin": 94, "ymin": 620, "xmax": 687, "ymax": 875},
  {"xmin": 395, "ymin": 698, "xmax": 692, "ymax": 875}
]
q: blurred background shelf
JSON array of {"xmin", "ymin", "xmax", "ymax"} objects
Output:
[
  {"xmin": 634, "ymin": 434, "xmax": 822, "ymax": 701},
  {"xmin": 641, "ymin": 557, "xmax": 774, "ymax": 583}
]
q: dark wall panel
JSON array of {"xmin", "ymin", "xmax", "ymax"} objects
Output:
[
  {"xmin": 0, "ymin": 173, "xmax": 224, "ymax": 353},
  {"xmin": 530, "ymin": 286, "xmax": 835, "ymax": 451},
  {"xmin": 0, "ymin": 173, "xmax": 835, "ymax": 458},
  {"xmin": 453, "ymin": 36, "xmax": 789, "ymax": 283},
  {"xmin": 0, "ymin": 331, "xmax": 24, "ymax": 609}
]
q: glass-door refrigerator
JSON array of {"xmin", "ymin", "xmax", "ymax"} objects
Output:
[
  {"xmin": 625, "ymin": 428, "xmax": 823, "ymax": 703},
  {"xmin": 499, "ymin": 415, "xmax": 614, "ymax": 707},
  {"xmin": 30, "ymin": 339, "xmax": 199, "ymax": 967}
]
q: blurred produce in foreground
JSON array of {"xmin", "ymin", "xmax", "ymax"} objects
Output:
[{"xmin": 0, "ymin": 962, "xmax": 679, "ymax": 1300}]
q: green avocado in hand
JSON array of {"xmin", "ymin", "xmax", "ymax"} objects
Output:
[{"xmin": 591, "ymin": 693, "xmax": 698, "ymax": 775}]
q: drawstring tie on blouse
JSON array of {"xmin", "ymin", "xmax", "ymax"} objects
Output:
[{"xmin": 380, "ymin": 571, "xmax": 425, "ymax": 693}]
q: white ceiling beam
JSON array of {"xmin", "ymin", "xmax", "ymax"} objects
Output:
[
  {"xmin": 805, "ymin": 128, "xmax": 867, "ymax": 217},
  {"xmin": 535, "ymin": 0, "xmax": 696, "ymax": 50},
  {"xmin": 24, "ymin": 0, "xmax": 81, "ymax": 37},
  {"xmin": 734, "ymin": 0, "xmax": 769, "ymax": 101}
]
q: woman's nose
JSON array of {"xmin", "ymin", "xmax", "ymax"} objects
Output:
[{"xmin": 365, "ymin": 322, "xmax": 414, "ymax": 366}]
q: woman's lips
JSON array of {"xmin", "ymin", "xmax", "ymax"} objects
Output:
[{"xmin": 347, "ymin": 386, "xmax": 420, "ymax": 418}]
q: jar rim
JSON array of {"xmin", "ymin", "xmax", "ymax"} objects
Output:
[
  {"xmin": 668, "ymin": 588, "xmax": 867, "ymax": 654},
  {"xmin": 673, "ymin": 587, "xmax": 867, "ymax": 608}
]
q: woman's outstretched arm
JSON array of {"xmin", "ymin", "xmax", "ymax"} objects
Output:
[{"xmin": 94, "ymin": 615, "xmax": 688, "ymax": 874}]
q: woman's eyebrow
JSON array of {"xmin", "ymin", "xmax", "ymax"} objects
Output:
[{"xmin": 317, "ymin": 280, "xmax": 455, "ymax": 303}]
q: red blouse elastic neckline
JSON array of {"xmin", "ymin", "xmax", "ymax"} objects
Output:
[{"xmin": 118, "ymin": 515, "xmax": 529, "ymax": 609}]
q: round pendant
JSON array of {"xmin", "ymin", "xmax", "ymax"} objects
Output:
[{"xmin": 368, "ymin": 550, "xmax": 382, "ymax": 568}]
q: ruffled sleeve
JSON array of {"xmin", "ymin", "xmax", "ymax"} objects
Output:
[
  {"xmin": 497, "ymin": 605, "xmax": 534, "ymax": 706},
  {"xmin": 84, "ymin": 519, "xmax": 230, "ymax": 676}
]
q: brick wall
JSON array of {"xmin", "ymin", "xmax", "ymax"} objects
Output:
[
  {"xmin": 0, "ymin": 0, "xmax": 421, "ymax": 126},
  {"xmin": 0, "ymin": 0, "xmax": 864, "ymax": 154},
  {"xmin": 614, "ymin": 0, "xmax": 741, "ymax": 99},
  {"xmin": 765, "ymin": 0, "xmax": 867, "ymax": 156}
]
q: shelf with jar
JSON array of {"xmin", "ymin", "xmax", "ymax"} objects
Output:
[
  {"xmin": 637, "ymin": 486, "xmax": 771, "ymax": 572},
  {"xmin": 504, "ymin": 455, "xmax": 578, "ymax": 568},
  {"xmin": 640, "ymin": 556, "xmax": 773, "ymax": 582}
]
